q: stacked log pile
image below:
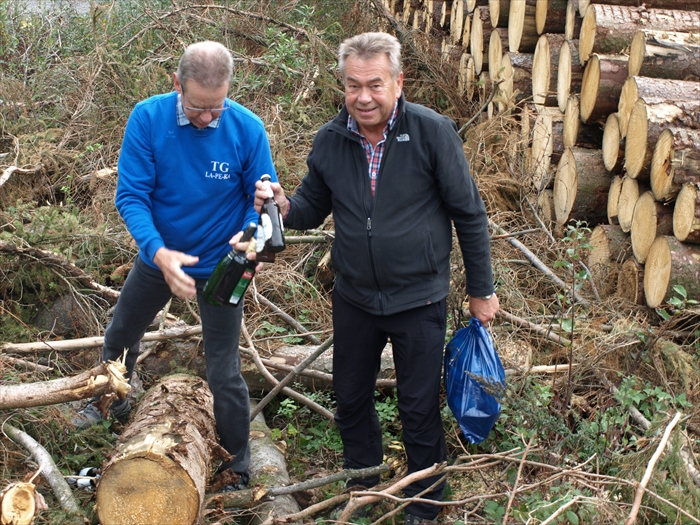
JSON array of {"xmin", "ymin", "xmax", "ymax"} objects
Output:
[{"xmin": 381, "ymin": 0, "xmax": 700, "ymax": 308}]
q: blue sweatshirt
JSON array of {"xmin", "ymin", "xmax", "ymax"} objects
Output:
[{"xmin": 116, "ymin": 91, "xmax": 277, "ymax": 278}]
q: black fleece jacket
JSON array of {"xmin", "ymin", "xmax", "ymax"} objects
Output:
[{"xmin": 285, "ymin": 95, "xmax": 494, "ymax": 316}]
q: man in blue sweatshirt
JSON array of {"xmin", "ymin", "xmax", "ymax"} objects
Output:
[
  {"xmin": 255, "ymin": 32, "xmax": 499, "ymax": 524},
  {"xmin": 73, "ymin": 41, "xmax": 276, "ymax": 491}
]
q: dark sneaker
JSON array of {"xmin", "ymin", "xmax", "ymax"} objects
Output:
[
  {"xmin": 405, "ymin": 513, "xmax": 437, "ymax": 525},
  {"xmin": 72, "ymin": 398, "xmax": 131, "ymax": 429},
  {"xmin": 221, "ymin": 471, "xmax": 249, "ymax": 492}
]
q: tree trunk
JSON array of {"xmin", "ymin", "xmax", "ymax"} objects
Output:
[
  {"xmin": 673, "ymin": 183, "xmax": 700, "ymax": 244},
  {"xmin": 625, "ymin": 96, "xmax": 700, "ymax": 179},
  {"xmin": 0, "ymin": 362, "xmax": 129, "ymax": 410},
  {"xmin": 557, "ymin": 39, "xmax": 583, "ymax": 111},
  {"xmin": 607, "ymin": 175, "xmax": 624, "ymax": 226},
  {"xmin": 644, "ymin": 236, "xmax": 700, "ymax": 308},
  {"xmin": 580, "ymin": 54, "xmax": 628, "ymax": 124},
  {"xmin": 588, "ymin": 224, "xmax": 632, "ymax": 297},
  {"xmin": 95, "ymin": 374, "xmax": 218, "ymax": 525},
  {"xmin": 618, "ymin": 175, "xmax": 649, "ymax": 233},
  {"xmin": 602, "ymin": 113, "xmax": 624, "ymax": 173},
  {"xmin": 553, "ymin": 147, "xmax": 610, "ymax": 227},
  {"xmin": 618, "ymin": 75, "xmax": 700, "ymax": 139},
  {"xmin": 630, "ymin": 191, "xmax": 674, "ymax": 263},
  {"xmin": 618, "ymin": 257, "xmax": 645, "ymax": 305},
  {"xmin": 651, "ymin": 128, "xmax": 700, "ymax": 203},
  {"xmin": 579, "ymin": 4, "xmax": 700, "ymax": 66},
  {"xmin": 628, "ymin": 29, "xmax": 700, "ymax": 80},
  {"xmin": 508, "ymin": 0, "xmax": 537, "ymax": 52}
]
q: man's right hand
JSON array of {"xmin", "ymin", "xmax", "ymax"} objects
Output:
[
  {"xmin": 254, "ymin": 178, "xmax": 289, "ymax": 218},
  {"xmin": 153, "ymin": 247, "xmax": 199, "ymax": 300}
]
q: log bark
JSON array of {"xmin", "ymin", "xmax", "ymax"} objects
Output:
[
  {"xmin": 579, "ymin": 4, "xmax": 700, "ymax": 66},
  {"xmin": 581, "ymin": 0, "xmax": 700, "ymax": 16},
  {"xmin": 508, "ymin": 0, "xmax": 537, "ymax": 52},
  {"xmin": 588, "ymin": 224, "xmax": 632, "ymax": 297},
  {"xmin": 602, "ymin": 113, "xmax": 624, "ymax": 173},
  {"xmin": 630, "ymin": 191, "xmax": 674, "ymax": 263},
  {"xmin": 509, "ymin": 51, "xmax": 535, "ymax": 102},
  {"xmin": 625, "ymin": 96, "xmax": 700, "ymax": 180},
  {"xmin": 618, "ymin": 257, "xmax": 645, "ymax": 305},
  {"xmin": 607, "ymin": 174, "xmax": 623, "ymax": 226},
  {"xmin": 651, "ymin": 128, "xmax": 700, "ymax": 203},
  {"xmin": 0, "ymin": 361, "xmax": 129, "ymax": 410},
  {"xmin": 536, "ymin": 0, "xmax": 571, "ymax": 35},
  {"xmin": 557, "ymin": 39, "xmax": 583, "ymax": 112},
  {"xmin": 553, "ymin": 147, "xmax": 610, "ymax": 227},
  {"xmin": 95, "ymin": 374, "xmax": 218, "ymax": 525},
  {"xmin": 673, "ymin": 183, "xmax": 700, "ymax": 244},
  {"xmin": 580, "ymin": 54, "xmax": 628, "ymax": 124},
  {"xmin": 628, "ymin": 29, "xmax": 700, "ymax": 80},
  {"xmin": 644, "ymin": 236, "xmax": 700, "ymax": 308},
  {"xmin": 618, "ymin": 175, "xmax": 649, "ymax": 233}
]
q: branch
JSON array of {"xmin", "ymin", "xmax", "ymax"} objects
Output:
[
  {"xmin": 0, "ymin": 241, "xmax": 120, "ymax": 303},
  {"xmin": 254, "ymin": 291, "xmax": 321, "ymax": 345},
  {"xmin": 249, "ymin": 335, "xmax": 334, "ymax": 420},
  {"xmin": 2, "ymin": 422, "xmax": 81, "ymax": 516},
  {"xmin": 625, "ymin": 412, "xmax": 682, "ymax": 525},
  {"xmin": 0, "ymin": 164, "xmax": 42, "ymax": 189},
  {"xmin": 497, "ymin": 309, "xmax": 571, "ymax": 346}
]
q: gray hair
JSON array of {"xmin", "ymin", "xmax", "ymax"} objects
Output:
[
  {"xmin": 177, "ymin": 41, "xmax": 234, "ymax": 90},
  {"xmin": 338, "ymin": 32, "xmax": 402, "ymax": 80}
]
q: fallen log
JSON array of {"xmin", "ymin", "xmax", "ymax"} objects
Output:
[
  {"xmin": 579, "ymin": 4, "xmax": 700, "ymax": 66},
  {"xmin": 628, "ymin": 29, "xmax": 700, "ymax": 80},
  {"xmin": 644, "ymin": 235, "xmax": 700, "ymax": 308},
  {"xmin": 617, "ymin": 257, "xmax": 645, "ymax": 305},
  {"xmin": 580, "ymin": 54, "xmax": 628, "ymax": 124},
  {"xmin": 552, "ymin": 146, "xmax": 610, "ymax": 227},
  {"xmin": 651, "ymin": 128, "xmax": 700, "ymax": 203},
  {"xmin": 673, "ymin": 183, "xmax": 700, "ymax": 244},
  {"xmin": 630, "ymin": 191, "xmax": 674, "ymax": 264},
  {"xmin": 0, "ymin": 361, "xmax": 129, "ymax": 410},
  {"xmin": 95, "ymin": 374, "xmax": 219, "ymax": 525}
]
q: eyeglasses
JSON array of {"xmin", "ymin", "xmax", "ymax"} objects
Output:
[{"xmin": 183, "ymin": 102, "xmax": 230, "ymax": 113}]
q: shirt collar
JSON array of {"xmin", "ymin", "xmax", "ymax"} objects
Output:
[
  {"xmin": 176, "ymin": 93, "xmax": 222, "ymax": 129},
  {"xmin": 347, "ymin": 100, "xmax": 399, "ymax": 137}
]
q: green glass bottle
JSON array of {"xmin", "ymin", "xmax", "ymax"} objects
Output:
[{"xmin": 203, "ymin": 222, "xmax": 258, "ymax": 307}]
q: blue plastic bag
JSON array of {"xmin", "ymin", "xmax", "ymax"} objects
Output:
[{"xmin": 444, "ymin": 317, "xmax": 506, "ymax": 444}]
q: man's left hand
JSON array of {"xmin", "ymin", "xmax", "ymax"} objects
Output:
[{"xmin": 469, "ymin": 294, "xmax": 500, "ymax": 325}]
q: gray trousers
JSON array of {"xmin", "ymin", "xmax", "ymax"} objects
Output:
[{"xmin": 102, "ymin": 256, "xmax": 250, "ymax": 473}]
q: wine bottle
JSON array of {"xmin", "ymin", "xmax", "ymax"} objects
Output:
[
  {"xmin": 203, "ymin": 222, "xmax": 258, "ymax": 307},
  {"xmin": 256, "ymin": 174, "xmax": 286, "ymax": 263}
]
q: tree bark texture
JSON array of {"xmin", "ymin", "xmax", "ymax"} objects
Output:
[
  {"xmin": 630, "ymin": 191, "xmax": 674, "ymax": 263},
  {"xmin": 644, "ymin": 236, "xmax": 700, "ymax": 308},
  {"xmin": 651, "ymin": 127, "xmax": 700, "ymax": 203},
  {"xmin": 95, "ymin": 374, "xmax": 219, "ymax": 525},
  {"xmin": 579, "ymin": 4, "xmax": 700, "ymax": 66},
  {"xmin": 628, "ymin": 29, "xmax": 700, "ymax": 80},
  {"xmin": 580, "ymin": 54, "xmax": 629, "ymax": 124},
  {"xmin": 673, "ymin": 183, "xmax": 700, "ymax": 245},
  {"xmin": 553, "ymin": 147, "xmax": 611, "ymax": 227}
]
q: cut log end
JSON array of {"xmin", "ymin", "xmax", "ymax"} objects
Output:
[
  {"xmin": 618, "ymin": 258, "xmax": 645, "ymax": 305},
  {"xmin": 628, "ymin": 30, "xmax": 645, "ymax": 78},
  {"xmin": 578, "ymin": 4, "xmax": 596, "ymax": 65},
  {"xmin": 630, "ymin": 192, "xmax": 658, "ymax": 263},
  {"xmin": 644, "ymin": 236, "xmax": 672, "ymax": 308},
  {"xmin": 607, "ymin": 175, "xmax": 623, "ymax": 225},
  {"xmin": 553, "ymin": 148, "xmax": 577, "ymax": 225},
  {"xmin": 532, "ymin": 35, "xmax": 550, "ymax": 106},
  {"xmin": 96, "ymin": 456, "xmax": 200, "ymax": 525},
  {"xmin": 563, "ymin": 94, "xmax": 579, "ymax": 148},
  {"xmin": 618, "ymin": 77, "xmax": 639, "ymax": 139},
  {"xmin": 651, "ymin": 128, "xmax": 674, "ymax": 202},
  {"xmin": 624, "ymin": 98, "xmax": 648, "ymax": 179},
  {"xmin": 579, "ymin": 54, "xmax": 600, "ymax": 123},
  {"xmin": 673, "ymin": 183, "xmax": 698, "ymax": 242},
  {"xmin": 471, "ymin": 11, "xmax": 484, "ymax": 74},
  {"xmin": 618, "ymin": 176, "xmax": 641, "ymax": 233},
  {"xmin": 557, "ymin": 40, "xmax": 572, "ymax": 112},
  {"xmin": 602, "ymin": 113, "xmax": 621, "ymax": 172}
]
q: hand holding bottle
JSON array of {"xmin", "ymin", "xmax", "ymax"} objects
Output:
[
  {"xmin": 254, "ymin": 177, "xmax": 288, "ymax": 218},
  {"xmin": 255, "ymin": 174, "xmax": 286, "ymax": 263}
]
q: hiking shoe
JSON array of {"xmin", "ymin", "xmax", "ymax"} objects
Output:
[
  {"xmin": 404, "ymin": 513, "xmax": 437, "ymax": 525},
  {"xmin": 221, "ymin": 471, "xmax": 249, "ymax": 492},
  {"xmin": 72, "ymin": 398, "xmax": 131, "ymax": 429}
]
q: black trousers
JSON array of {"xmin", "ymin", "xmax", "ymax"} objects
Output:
[
  {"xmin": 101, "ymin": 256, "xmax": 250, "ymax": 473},
  {"xmin": 332, "ymin": 291, "xmax": 447, "ymax": 520}
]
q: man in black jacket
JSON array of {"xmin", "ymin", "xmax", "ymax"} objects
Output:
[{"xmin": 255, "ymin": 32, "xmax": 499, "ymax": 525}]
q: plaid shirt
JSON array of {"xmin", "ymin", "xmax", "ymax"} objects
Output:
[
  {"xmin": 176, "ymin": 93, "xmax": 222, "ymax": 129},
  {"xmin": 348, "ymin": 101, "xmax": 399, "ymax": 196}
]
